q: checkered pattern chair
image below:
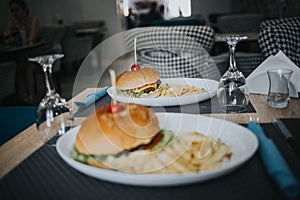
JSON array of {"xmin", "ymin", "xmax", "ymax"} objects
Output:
[
  {"xmin": 259, "ymin": 16, "xmax": 300, "ymax": 29},
  {"xmin": 123, "ymin": 26, "xmax": 220, "ymax": 80},
  {"xmin": 258, "ymin": 17, "xmax": 300, "ymax": 67}
]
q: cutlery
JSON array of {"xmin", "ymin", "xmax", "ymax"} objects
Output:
[
  {"xmin": 274, "ymin": 118, "xmax": 292, "ymax": 140},
  {"xmin": 248, "ymin": 119, "xmax": 299, "ymax": 199}
]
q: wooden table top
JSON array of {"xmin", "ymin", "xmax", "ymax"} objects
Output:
[{"xmin": 1, "ymin": 88, "xmax": 299, "ymax": 178}]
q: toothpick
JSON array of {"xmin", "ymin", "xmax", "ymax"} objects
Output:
[
  {"xmin": 109, "ymin": 69, "xmax": 117, "ymax": 105},
  {"xmin": 134, "ymin": 37, "xmax": 137, "ymax": 64}
]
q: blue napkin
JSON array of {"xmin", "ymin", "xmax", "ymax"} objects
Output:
[
  {"xmin": 74, "ymin": 86, "xmax": 109, "ymax": 109},
  {"xmin": 248, "ymin": 121, "xmax": 299, "ymax": 199}
]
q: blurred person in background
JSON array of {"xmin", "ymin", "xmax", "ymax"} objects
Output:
[
  {"xmin": 4, "ymin": 0, "xmax": 39, "ymax": 47},
  {"xmin": 158, "ymin": 4, "xmax": 165, "ymax": 20},
  {"xmin": 143, "ymin": 1, "xmax": 164, "ymax": 26},
  {"xmin": 126, "ymin": 8, "xmax": 138, "ymax": 29}
]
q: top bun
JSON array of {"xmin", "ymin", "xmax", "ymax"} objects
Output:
[
  {"xmin": 116, "ymin": 66, "xmax": 159, "ymax": 90},
  {"xmin": 76, "ymin": 103, "xmax": 160, "ymax": 155}
]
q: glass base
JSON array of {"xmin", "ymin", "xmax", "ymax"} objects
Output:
[
  {"xmin": 267, "ymin": 99, "xmax": 289, "ymax": 108},
  {"xmin": 223, "ymin": 105, "xmax": 247, "ymax": 113}
]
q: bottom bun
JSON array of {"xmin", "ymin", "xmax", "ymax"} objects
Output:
[{"xmin": 86, "ymin": 158, "xmax": 112, "ymax": 170}]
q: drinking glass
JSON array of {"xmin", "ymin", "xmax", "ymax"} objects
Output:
[
  {"xmin": 216, "ymin": 35, "xmax": 249, "ymax": 113},
  {"xmin": 267, "ymin": 69, "xmax": 293, "ymax": 108},
  {"xmin": 28, "ymin": 54, "xmax": 73, "ymax": 145}
]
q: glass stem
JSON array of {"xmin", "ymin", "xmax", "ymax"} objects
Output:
[
  {"xmin": 228, "ymin": 42, "xmax": 238, "ymax": 72},
  {"xmin": 43, "ymin": 64, "xmax": 55, "ymax": 96}
]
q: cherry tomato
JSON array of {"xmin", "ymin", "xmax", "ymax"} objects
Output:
[
  {"xmin": 131, "ymin": 64, "xmax": 140, "ymax": 71},
  {"xmin": 108, "ymin": 103, "xmax": 125, "ymax": 113}
]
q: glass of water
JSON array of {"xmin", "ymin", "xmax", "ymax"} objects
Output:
[{"xmin": 267, "ymin": 68, "xmax": 293, "ymax": 108}]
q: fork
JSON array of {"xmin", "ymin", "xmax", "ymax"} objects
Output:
[{"xmin": 248, "ymin": 117, "xmax": 299, "ymax": 199}]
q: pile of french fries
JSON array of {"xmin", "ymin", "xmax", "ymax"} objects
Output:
[
  {"xmin": 158, "ymin": 83, "xmax": 206, "ymax": 97},
  {"xmin": 100, "ymin": 132, "xmax": 232, "ymax": 174}
]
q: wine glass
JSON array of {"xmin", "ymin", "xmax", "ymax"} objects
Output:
[
  {"xmin": 216, "ymin": 35, "xmax": 249, "ymax": 113},
  {"xmin": 28, "ymin": 54, "xmax": 73, "ymax": 146}
]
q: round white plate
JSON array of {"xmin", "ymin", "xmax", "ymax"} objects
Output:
[
  {"xmin": 56, "ymin": 113, "xmax": 258, "ymax": 186},
  {"xmin": 107, "ymin": 78, "xmax": 218, "ymax": 106}
]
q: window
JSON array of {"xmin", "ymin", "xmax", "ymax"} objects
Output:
[
  {"xmin": 121, "ymin": 0, "xmax": 192, "ymax": 18},
  {"xmin": 168, "ymin": 0, "xmax": 191, "ymax": 18}
]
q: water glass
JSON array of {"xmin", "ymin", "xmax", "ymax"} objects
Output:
[{"xmin": 267, "ymin": 69, "xmax": 293, "ymax": 108}]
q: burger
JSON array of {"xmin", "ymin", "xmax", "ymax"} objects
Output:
[
  {"xmin": 115, "ymin": 66, "xmax": 161, "ymax": 98},
  {"xmin": 71, "ymin": 103, "xmax": 174, "ymax": 170}
]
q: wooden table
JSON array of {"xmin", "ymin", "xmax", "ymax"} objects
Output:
[{"xmin": 1, "ymin": 88, "xmax": 299, "ymax": 178}]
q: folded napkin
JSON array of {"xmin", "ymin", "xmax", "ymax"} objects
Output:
[
  {"xmin": 246, "ymin": 51, "xmax": 300, "ymax": 98},
  {"xmin": 248, "ymin": 121, "xmax": 299, "ymax": 198},
  {"xmin": 74, "ymin": 86, "xmax": 109, "ymax": 109}
]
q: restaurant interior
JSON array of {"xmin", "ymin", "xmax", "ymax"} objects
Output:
[
  {"xmin": 0, "ymin": 0, "xmax": 299, "ymax": 105},
  {"xmin": 0, "ymin": 0, "xmax": 300, "ymax": 199}
]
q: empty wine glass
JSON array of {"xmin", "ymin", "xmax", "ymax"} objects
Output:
[
  {"xmin": 216, "ymin": 35, "xmax": 249, "ymax": 113},
  {"xmin": 28, "ymin": 54, "xmax": 73, "ymax": 145}
]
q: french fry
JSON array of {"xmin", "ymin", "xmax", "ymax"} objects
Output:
[
  {"xmin": 159, "ymin": 83, "xmax": 206, "ymax": 97},
  {"xmin": 93, "ymin": 131, "xmax": 232, "ymax": 174}
]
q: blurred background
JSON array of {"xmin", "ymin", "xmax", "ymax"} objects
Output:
[{"xmin": 0, "ymin": 0, "xmax": 299, "ymax": 106}]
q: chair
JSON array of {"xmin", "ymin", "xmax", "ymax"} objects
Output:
[
  {"xmin": 0, "ymin": 106, "xmax": 37, "ymax": 146},
  {"xmin": 73, "ymin": 20, "xmax": 105, "ymax": 48},
  {"xmin": 123, "ymin": 26, "xmax": 220, "ymax": 80},
  {"xmin": 258, "ymin": 16, "xmax": 300, "ymax": 67},
  {"xmin": 259, "ymin": 16, "xmax": 300, "ymax": 29}
]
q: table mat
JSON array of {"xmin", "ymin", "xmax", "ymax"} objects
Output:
[
  {"xmin": 74, "ymin": 94, "xmax": 256, "ymax": 118},
  {"xmin": 275, "ymin": 118, "xmax": 300, "ymax": 160},
  {"xmin": 1, "ymin": 124, "xmax": 299, "ymax": 200}
]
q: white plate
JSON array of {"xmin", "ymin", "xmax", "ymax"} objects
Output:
[
  {"xmin": 107, "ymin": 78, "xmax": 218, "ymax": 106},
  {"xmin": 56, "ymin": 113, "xmax": 258, "ymax": 186}
]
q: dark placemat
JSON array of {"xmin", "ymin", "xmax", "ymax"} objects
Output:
[
  {"xmin": 74, "ymin": 94, "xmax": 255, "ymax": 118},
  {"xmin": 1, "ymin": 124, "xmax": 299, "ymax": 200},
  {"xmin": 274, "ymin": 118, "xmax": 300, "ymax": 160}
]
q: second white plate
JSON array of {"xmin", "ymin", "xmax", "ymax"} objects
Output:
[{"xmin": 107, "ymin": 78, "xmax": 218, "ymax": 106}]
